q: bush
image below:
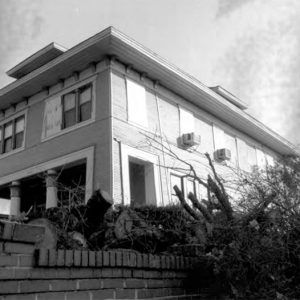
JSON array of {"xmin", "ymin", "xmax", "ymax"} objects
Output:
[
  {"xmin": 203, "ymin": 156, "xmax": 300, "ymax": 299},
  {"xmin": 89, "ymin": 204, "xmax": 200, "ymax": 253}
]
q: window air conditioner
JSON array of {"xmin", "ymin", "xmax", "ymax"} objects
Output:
[
  {"xmin": 216, "ymin": 148, "xmax": 231, "ymax": 161},
  {"xmin": 181, "ymin": 133, "xmax": 201, "ymax": 147}
]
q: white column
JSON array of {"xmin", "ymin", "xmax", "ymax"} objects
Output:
[
  {"xmin": 45, "ymin": 169, "xmax": 58, "ymax": 209},
  {"xmin": 10, "ymin": 181, "xmax": 21, "ymax": 216}
]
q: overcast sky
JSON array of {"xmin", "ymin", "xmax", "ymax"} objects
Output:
[{"xmin": 0, "ymin": 0, "xmax": 299, "ymax": 147}]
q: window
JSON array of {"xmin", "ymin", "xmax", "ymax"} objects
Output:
[
  {"xmin": 237, "ymin": 138, "xmax": 257, "ymax": 172},
  {"xmin": 79, "ymin": 85, "xmax": 92, "ymax": 122},
  {"xmin": 158, "ymin": 97, "xmax": 179, "ymax": 143},
  {"xmin": 224, "ymin": 132, "xmax": 238, "ymax": 167},
  {"xmin": 180, "ymin": 107, "xmax": 194, "ymax": 135},
  {"xmin": 121, "ymin": 145, "xmax": 161, "ymax": 206},
  {"xmin": 127, "ymin": 79, "xmax": 148, "ymax": 128},
  {"xmin": 170, "ymin": 174, "xmax": 206, "ymax": 205},
  {"xmin": 186, "ymin": 177, "xmax": 196, "ymax": 197},
  {"xmin": 213, "ymin": 125, "xmax": 225, "ymax": 150},
  {"xmin": 0, "ymin": 115, "xmax": 25, "ymax": 154},
  {"xmin": 195, "ymin": 117, "xmax": 214, "ymax": 155},
  {"xmin": 62, "ymin": 84, "xmax": 92, "ymax": 129}
]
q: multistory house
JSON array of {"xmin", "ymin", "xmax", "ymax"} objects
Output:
[{"xmin": 0, "ymin": 27, "xmax": 296, "ymax": 216}]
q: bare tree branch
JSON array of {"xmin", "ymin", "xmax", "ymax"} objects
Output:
[
  {"xmin": 173, "ymin": 185, "xmax": 201, "ymax": 220},
  {"xmin": 188, "ymin": 192, "xmax": 213, "ymax": 223}
]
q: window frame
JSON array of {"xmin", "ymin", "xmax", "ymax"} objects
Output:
[
  {"xmin": 168, "ymin": 170, "xmax": 205, "ymax": 205},
  {"xmin": 62, "ymin": 83, "xmax": 93, "ymax": 129},
  {"xmin": 170, "ymin": 172, "xmax": 184, "ymax": 204},
  {"xmin": 126, "ymin": 78, "xmax": 148, "ymax": 129},
  {"xmin": 0, "ymin": 110, "xmax": 27, "ymax": 158},
  {"xmin": 41, "ymin": 76, "xmax": 96, "ymax": 142}
]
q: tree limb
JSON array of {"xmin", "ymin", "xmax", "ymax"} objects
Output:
[
  {"xmin": 188, "ymin": 192, "xmax": 213, "ymax": 223},
  {"xmin": 173, "ymin": 185, "xmax": 201, "ymax": 221}
]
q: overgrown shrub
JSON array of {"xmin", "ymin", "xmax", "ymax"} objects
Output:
[
  {"xmin": 200, "ymin": 156, "xmax": 300, "ymax": 299},
  {"xmin": 89, "ymin": 204, "xmax": 199, "ymax": 253}
]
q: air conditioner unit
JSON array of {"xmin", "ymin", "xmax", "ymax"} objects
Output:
[
  {"xmin": 181, "ymin": 133, "xmax": 201, "ymax": 147},
  {"xmin": 216, "ymin": 148, "xmax": 231, "ymax": 161}
]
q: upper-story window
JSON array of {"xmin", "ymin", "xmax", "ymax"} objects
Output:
[
  {"xmin": 180, "ymin": 107, "xmax": 194, "ymax": 135},
  {"xmin": 195, "ymin": 117, "xmax": 214, "ymax": 155},
  {"xmin": 42, "ymin": 81, "xmax": 94, "ymax": 140},
  {"xmin": 127, "ymin": 79, "xmax": 148, "ymax": 128},
  {"xmin": 62, "ymin": 84, "xmax": 92, "ymax": 129},
  {"xmin": 0, "ymin": 115, "xmax": 25, "ymax": 154}
]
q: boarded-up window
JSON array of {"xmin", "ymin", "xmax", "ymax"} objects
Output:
[
  {"xmin": 224, "ymin": 132, "xmax": 238, "ymax": 167},
  {"xmin": 237, "ymin": 138, "xmax": 257, "ymax": 172},
  {"xmin": 195, "ymin": 117, "xmax": 214, "ymax": 155},
  {"xmin": 42, "ymin": 96, "xmax": 62, "ymax": 138},
  {"xmin": 158, "ymin": 97, "xmax": 179, "ymax": 143},
  {"xmin": 213, "ymin": 125, "xmax": 225, "ymax": 151},
  {"xmin": 127, "ymin": 79, "xmax": 147, "ymax": 128},
  {"xmin": 42, "ymin": 83, "xmax": 93, "ymax": 138},
  {"xmin": 180, "ymin": 107, "xmax": 194, "ymax": 135},
  {"xmin": 146, "ymin": 90, "xmax": 159, "ymax": 133}
]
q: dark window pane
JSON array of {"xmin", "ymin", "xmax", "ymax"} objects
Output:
[
  {"xmin": 4, "ymin": 137, "xmax": 12, "ymax": 153},
  {"xmin": 79, "ymin": 102, "xmax": 91, "ymax": 122},
  {"xmin": 64, "ymin": 109, "xmax": 76, "ymax": 128},
  {"xmin": 15, "ymin": 132, "xmax": 24, "ymax": 149}
]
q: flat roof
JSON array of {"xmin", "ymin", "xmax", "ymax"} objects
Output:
[
  {"xmin": 6, "ymin": 43, "xmax": 67, "ymax": 79},
  {"xmin": 0, "ymin": 26, "xmax": 297, "ymax": 156}
]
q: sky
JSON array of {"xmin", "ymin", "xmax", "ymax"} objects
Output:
[{"xmin": 0, "ymin": 0, "xmax": 299, "ymax": 148}]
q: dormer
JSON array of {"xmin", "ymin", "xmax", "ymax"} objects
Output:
[
  {"xmin": 210, "ymin": 86, "xmax": 248, "ymax": 110},
  {"xmin": 6, "ymin": 42, "xmax": 67, "ymax": 79}
]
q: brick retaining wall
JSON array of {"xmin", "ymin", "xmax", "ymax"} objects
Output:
[
  {"xmin": 0, "ymin": 222, "xmax": 213, "ymax": 299},
  {"xmin": 0, "ymin": 248, "xmax": 211, "ymax": 299}
]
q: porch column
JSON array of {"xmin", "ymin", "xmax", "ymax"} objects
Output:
[
  {"xmin": 45, "ymin": 169, "xmax": 58, "ymax": 209},
  {"xmin": 10, "ymin": 181, "xmax": 21, "ymax": 216}
]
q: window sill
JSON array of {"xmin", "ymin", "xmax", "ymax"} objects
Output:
[
  {"xmin": 41, "ymin": 118, "xmax": 95, "ymax": 143},
  {"xmin": 0, "ymin": 146, "xmax": 25, "ymax": 161}
]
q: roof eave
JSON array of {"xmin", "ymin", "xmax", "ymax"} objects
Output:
[{"xmin": 0, "ymin": 26, "xmax": 297, "ymax": 156}]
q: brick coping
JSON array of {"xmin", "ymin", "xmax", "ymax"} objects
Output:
[{"xmin": 37, "ymin": 249, "xmax": 198, "ymax": 270}]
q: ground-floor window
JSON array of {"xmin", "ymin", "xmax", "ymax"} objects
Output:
[{"xmin": 169, "ymin": 171, "xmax": 207, "ymax": 205}]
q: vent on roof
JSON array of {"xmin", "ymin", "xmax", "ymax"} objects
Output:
[
  {"xmin": 6, "ymin": 43, "xmax": 67, "ymax": 79},
  {"xmin": 210, "ymin": 86, "xmax": 248, "ymax": 110}
]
